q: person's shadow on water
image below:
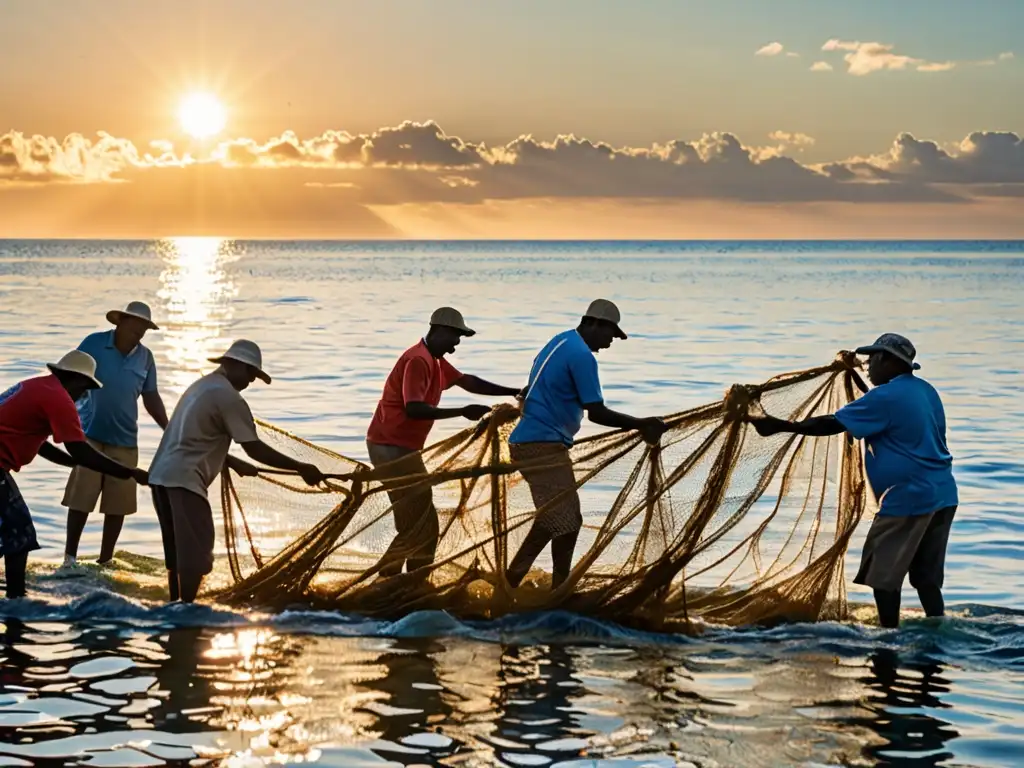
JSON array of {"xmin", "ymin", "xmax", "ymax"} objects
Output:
[
  {"xmin": 482, "ymin": 644, "xmax": 587, "ymax": 765},
  {"xmin": 853, "ymin": 646, "xmax": 959, "ymax": 767},
  {"xmin": 362, "ymin": 637, "xmax": 467, "ymax": 766}
]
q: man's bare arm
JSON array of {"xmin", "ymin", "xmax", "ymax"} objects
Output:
[
  {"xmin": 453, "ymin": 375, "xmax": 521, "ymax": 397},
  {"xmin": 38, "ymin": 441, "xmax": 76, "ymax": 468},
  {"xmin": 142, "ymin": 390, "xmax": 169, "ymax": 430}
]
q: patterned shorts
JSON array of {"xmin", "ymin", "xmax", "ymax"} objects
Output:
[
  {"xmin": 509, "ymin": 442, "xmax": 582, "ymax": 539},
  {"xmin": 0, "ymin": 470, "xmax": 40, "ymax": 558}
]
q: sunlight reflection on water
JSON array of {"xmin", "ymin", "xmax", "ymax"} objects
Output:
[{"xmin": 154, "ymin": 237, "xmax": 240, "ymax": 396}]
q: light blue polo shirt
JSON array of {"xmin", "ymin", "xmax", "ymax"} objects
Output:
[
  {"xmin": 835, "ymin": 373, "xmax": 958, "ymax": 517},
  {"xmin": 510, "ymin": 329, "xmax": 604, "ymax": 447},
  {"xmin": 76, "ymin": 330, "xmax": 158, "ymax": 448}
]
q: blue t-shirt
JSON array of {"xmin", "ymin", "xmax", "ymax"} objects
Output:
[
  {"xmin": 76, "ymin": 330, "xmax": 158, "ymax": 447},
  {"xmin": 510, "ymin": 329, "xmax": 603, "ymax": 447},
  {"xmin": 834, "ymin": 374, "xmax": 958, "ymax": 517}
]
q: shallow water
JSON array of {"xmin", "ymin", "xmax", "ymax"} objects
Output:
[{"xmin": 1, "ymin": 239, "xmax": 1023, "ymax": 766}]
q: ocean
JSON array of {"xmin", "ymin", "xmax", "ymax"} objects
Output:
[{"xmin": 1, "ymin": 239, "xmax": 1022, "ymax": 767}]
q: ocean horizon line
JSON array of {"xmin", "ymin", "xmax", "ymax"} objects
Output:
[{"xmin": 2, "ymin": 237, "xmax": 1024, "ymax": 247}]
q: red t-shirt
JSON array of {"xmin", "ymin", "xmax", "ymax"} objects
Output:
[
  {"xmin": 366, "ymin": 341, "xmax": 463, "ymax": 450},
  {"xmin": 0, "ymin": 374, "xmax": 87, "ymax": 471}
]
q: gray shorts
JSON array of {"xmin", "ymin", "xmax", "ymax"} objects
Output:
[
  {"xmin": 854, "ymin": 506, "xmax": 956, "ymax": 592},
  {"xmin": 365, "ymin": 441, "xmax": 437, "ymax": 534},
  {"xmin": 151, "ymin": 485, "xmax": 216, "ymax": 576}
]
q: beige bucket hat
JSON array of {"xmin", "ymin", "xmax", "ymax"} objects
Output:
[
  {"xmin": 584, "ymin": 298, "xmax": 627, "ymax": 339},
  {"xmin": 47, "ymin": 350, "xmax": 103, "ymax": 389},
  {"xmin": 107, "ymin": 301, "xmax": 159, "ymax": 331},
  {"xmin": 430, "ymin": 307, "xmax": 476, "ymax": 336},
  {"xmin": 208, "ymin": 339, "xmax": 272, "ymax": 384}
]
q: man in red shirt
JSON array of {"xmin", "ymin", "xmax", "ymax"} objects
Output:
[
  {"xmin": 0, "ymin": 350, "xmax": 149, "ymax": 599},
  {"xmin": 366, "ymin": 307, "xmax": 521, "ymax": 577}
]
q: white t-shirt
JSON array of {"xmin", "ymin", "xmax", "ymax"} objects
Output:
[{"xmin": 149, "ymin": 372, "xmax": 259, "ymax": 498}]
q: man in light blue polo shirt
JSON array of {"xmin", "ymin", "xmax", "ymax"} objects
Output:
[
  {"xmin": 506, "ymin": 299, "xmax": 667, "ymax": 592},
  {"xmin": 749, "ymin": 333, "xmax": 958, "ymax": 629},
  {"xmin": 60, "ymin": 301, "xmax": 169, "ymax": 570}
]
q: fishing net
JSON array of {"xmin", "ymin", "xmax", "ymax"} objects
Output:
[{"xmin": 215, "ymin": 353, "xmax": 870, "ymax": 632}]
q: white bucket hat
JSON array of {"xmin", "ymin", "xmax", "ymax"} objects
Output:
[
  {"xmin": 208, "ymin": 339, "xmax": 271, "ymax": 384},
  {"xmin": 47, "ymin": 350, "xmax": 103, "ymax": 389},
  {"xmin": 107, "ymin": 301, "xmax": 159, "ymax": 331}
]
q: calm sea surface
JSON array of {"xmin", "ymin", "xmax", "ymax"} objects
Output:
[{"xmin": 1, "ymin": 239, "xmax": 1023, "ymax": 767}]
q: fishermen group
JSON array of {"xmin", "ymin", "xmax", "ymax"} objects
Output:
[{"xmin": 0, "ymin": 300, "xmax": 957, "ymax": 629}]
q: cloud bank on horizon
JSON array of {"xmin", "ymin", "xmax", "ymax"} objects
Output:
[
  {"xmin": 3, "ymin": 121, "xmax": 1023, "ymax": 208},
  {"xmin": 757, "ymin": 38, "xmax": 1015, "ymax": 75}
]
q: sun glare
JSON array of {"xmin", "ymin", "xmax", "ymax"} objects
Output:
[{"xmin": 178, "ymin": 92, "xmax": 227, "ymax": 139}]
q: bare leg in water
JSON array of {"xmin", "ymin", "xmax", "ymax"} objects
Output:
[
  {"xmin": 507, "ymin": 523, "xmax": 578, "ymax": 589},
  {"xmin": 507, "ymin": 523, "xmax": 550, "ymax": 587},
  {"xmin": 550, "ymin": 531, "xmax": 579, "ymax": 589},
  {"xmin": 873, "ymin": 589, "xmax": 902, "ymax": 629},
  {"xmin": 917, "ymin": 584, "xmax": 944, "ymax": 617},
  {"xmin": 873, "ymin": 585, "xmax": 945, "ymax": 629},
  {"xmin": 163, "ymin": 568, "xmax": 202, "ymax": 603},
  {"xmin": 178, "ymin": 572, "xmax": 203, "ymax": 603},
  {"xmin": 65, "ymin": 511, "xmax": 125, "ymax": 564},
  {"xmin": 3, "ymin": 551, "xmax": 29, "ymax": 599},
  {"xmin": 98, "ymin": 516, "xmax": 124, "ymax": 563},
  {"xmin": 167, "ymin": 569, "xmax": 180, "ymax": 602}
]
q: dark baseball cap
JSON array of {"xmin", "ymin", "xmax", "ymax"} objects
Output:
[{"xmin": 855, "ymin": 333, "xmax": 921, "ymax": 370}]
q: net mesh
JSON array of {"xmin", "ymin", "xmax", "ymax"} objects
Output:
[{"xmin": 214, "ymin": 353, "xmax": 870, "ymax": 632}]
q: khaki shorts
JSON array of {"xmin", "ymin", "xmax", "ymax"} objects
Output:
[{"xmin": 61, "ymin": 439, "xmax": 140, "ymax": 516}]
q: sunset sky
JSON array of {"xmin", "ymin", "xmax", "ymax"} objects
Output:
[{"xmin": 2, "ymin": 0, "xmax": 1023, "ymax": 238}]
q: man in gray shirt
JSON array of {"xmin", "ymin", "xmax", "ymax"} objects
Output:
[{"xmin": 148, "ymin": 340, "xmax": 325, "ymax": 603}]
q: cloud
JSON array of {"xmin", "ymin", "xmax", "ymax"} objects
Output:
[
  {"xmin": 785, "ymin": 52, "xmax": 800, "ymax": 58},
  {"xmin": 365, "ymin": 130, "xmax": 961, "ymax": 206},
  {"xmin": 863, "ymin": 131, "xmax": 1024, "ymax": 184},
  {"xmin": 4, "ymin": 124, "xmax": 1024, "ymax": 238},
  {"xmin": 0, "ymin": 130, "xmax": 181, "ymax": 184},
  {"xmin": 755, "ymin": 42, "xmax": 784, "ymax": 57},
  {"xmin": 764, "ymin": 131, "xmax": 816, "ymax": 157},
  {"xmin": 973, "ymin": 50, "xmax": 1014, "ymax": 66},
  {"xmin": 810, "ymin": 61, "xmax": 833, "ymax": 72},
  {"xmin": 768, "ymin": 131, "xmax": 814, "ymax": 145},
  {"xmin": 4, "ymin": 123, "xmax": 1024, "ymax": 213},
  {"xmin": 820, "ymin": 39, "xmax": 1012, "ymax": 75},
  {"xmin": 915, "ymin": 61, "xmax": 956, "ymax": 72},
  {"xmin": 210, "ymin": 121, "xmax": 486, "ymax": 170},
  {"xmin": 821, "ymin": 39, "xmax": 938, "ymax": 75}
]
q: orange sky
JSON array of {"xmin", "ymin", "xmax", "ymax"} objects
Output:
[{"xmin": 2, "ymin": 0, "xmax": 1022, "ymax": 238}]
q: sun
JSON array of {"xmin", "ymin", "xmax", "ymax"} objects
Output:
[{"xmin": 178, "ymin": 92, "xmax": 227, "ymax": 139}]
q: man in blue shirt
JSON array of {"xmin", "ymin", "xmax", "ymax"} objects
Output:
[
  {"xmin": 60, "ymin": 301, "xmax": 169, "ymax": 570},
  {"xmin": 506, "ymin": 299, "xmax": 667, "ymax": 591},
  {"xmin": 750, "ymin": 333, "xmax": 958, "ymax": 628}
]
